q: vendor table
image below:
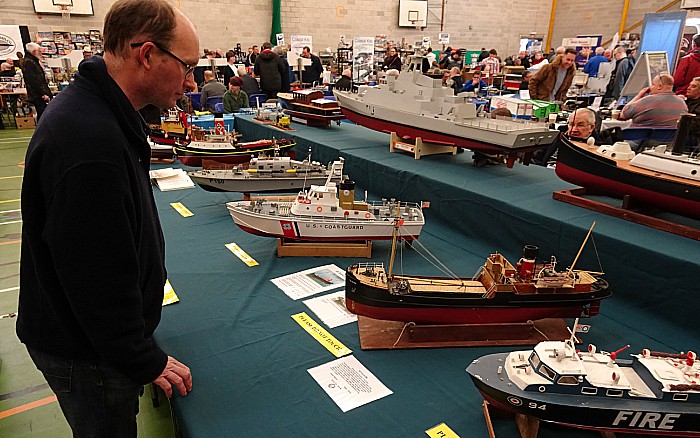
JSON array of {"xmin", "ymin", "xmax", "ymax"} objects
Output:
[{"xmin": 152, "ymin": 115, "xmax": 699, "ymax": 437}]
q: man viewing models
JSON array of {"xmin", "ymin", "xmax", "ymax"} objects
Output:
[
  {"xmin": 529, "ymin": 47, "xmax": 577, "ymax": 102},
  {"xmin": 18, "ymin": 0, "xmax": 196, "ymax": 436}
]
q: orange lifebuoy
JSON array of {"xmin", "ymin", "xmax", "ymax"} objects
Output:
[
  {"xmin": 317, "ymin": 206, "xmax": 323, "ymax": 212},
  {"xmin": 365, "ymin": 213, "xmax": 371, "ymax": 218}
]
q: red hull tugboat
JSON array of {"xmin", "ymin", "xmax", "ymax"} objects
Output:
[
  {"xmin": 174, "ymin": 125, "xmax": 296, "ymax": 167},
  {"xmin": 467, "ymin": 324, "xmax": 700, "ymax": 436},
  {"xmin": 345, "ymin": 224, "xmax": 611, "ymax": 324},
  {"xmin": 278, "ymin": 90, "xmax": 345, "ymax": 127}
]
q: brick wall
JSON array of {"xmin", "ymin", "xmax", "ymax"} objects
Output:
[{"xmin": 1, "ymin": 0, "xmax": 698, "ymax": 61}]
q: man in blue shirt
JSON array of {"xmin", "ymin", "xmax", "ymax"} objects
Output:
[
  {"xmin": 461, "ymin": 71, "xmax": 487, "ymax": 93},
  {"xmin": 583, "ymin": 47, "xmax": 611, "ymax": 78}
]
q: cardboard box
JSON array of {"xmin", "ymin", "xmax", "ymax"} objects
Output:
[
  {"xmin": 16, "ymin": 116, "xmax": 36, "ymax": 129},
  {"xmin": 490, "ymin": 96, "xmax": 533, "ymax": 120}
]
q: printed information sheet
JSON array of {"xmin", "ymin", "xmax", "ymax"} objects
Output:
[
  {"xmin": 307, "ymin": 355, "xmax": 393, "ymax": 412},
  {"xmin": 271, "ymin": 264, "xmax": 345, "ymax": 300},
  {"xmin": 303, "ymin": 291, "xmax": 357, "ymax": 328}
]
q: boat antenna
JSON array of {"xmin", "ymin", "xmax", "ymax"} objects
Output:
[
  {"xmin": 566, "ymin": 222, "xmax": 596, "ymax": 279},
  {"xmin": 568, "ymin": 317, "xmax": 579, "ymax": 345},
  {"xmin": 387, "ymin": 202, "xmax": 402, "ymax": 278}
]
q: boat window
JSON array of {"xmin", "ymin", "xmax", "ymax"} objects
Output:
[
  {"xmin": 606, "ymin": 389, "xmax": 624, "ymax": 397},
  {"xmin": 539, "ymin": 364, "xmax": 555, "ymax": 380},
  {"xmin": 529, "ymin": 352, "xmax": 540, "ymax": 369},
  {"xmin": 673, "ymin": 393, "xmax": 688, "ymax": 401},
  {"xmin": 557, "ymin": 376, "xmax": 579, "ymax": 385},
  {"xmin": 581, "ymin": 387, "xmax": 597, "ymax": 395}
]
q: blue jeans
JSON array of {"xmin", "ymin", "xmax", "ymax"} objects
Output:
[{"xmin": 27, "ymin": 347, "xmax": 142, "ymax": 438}]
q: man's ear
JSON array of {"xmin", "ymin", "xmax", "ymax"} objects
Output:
[{"xmin": 139, "ymin": 43, "xmax": 156, "ymax": 71}]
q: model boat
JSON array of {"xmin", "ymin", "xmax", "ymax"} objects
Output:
[
  {"xmin": 174, "ymin": 125, "xmax": 296, "ymax": 167},
  {"xmin": 188, "ymin": 150, "xmax": 343, "ymax": 192},
  {"xmin": 149, "ymin": 108, "xmax": 190, "ymax": 145},
  {"xmin": 333, "ymin": 70, "xmax": 560, "ymax": 166},
  {"xmin": 278, "ymin": 90, "xmax": 345, "ymax": 127},
  {"xmin": 466, "ymin": 326, "xmax": 700, "ymax": 436},
  {"xmin": 555, "ymin": 115, "xmax": 700, "ymax": 219},
  {"xmin": 345, "ymin": 224, "xmax": 611, "ymax": 324},
  {"xmin": 147, "ymin": 137, "xmax": 176, "ymax": 162},
  {"xmin": 226, "ymin": 159, "xmax": 425, "ymax": 241}
]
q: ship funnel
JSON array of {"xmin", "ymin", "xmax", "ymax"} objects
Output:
[
  {"xmin": 339, "ymin": 180, "xmax": 356, "ymax": 210},
  {"xmin": 518, "ymin": 245, "xmax": 539, "ymax": 279}
]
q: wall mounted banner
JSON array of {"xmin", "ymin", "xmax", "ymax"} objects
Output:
[{"xmin": 0, "ymin": 25, "xmax": 23, "ymax": 58}]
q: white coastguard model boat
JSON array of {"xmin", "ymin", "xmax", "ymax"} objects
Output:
[
  {"xmin": 188, "ymin": 150, "xmax": 344, "ymax": 193},
  {"xmin": 467, "ymin": 323, "xmax": 700, "ymax": 436},
  {"xmin": 333, "ymin": 69, "xmax": 559, "ymax": 166},
  {"xmin": 226, "ymin": 159, "xmax": 425, "ymax": 241}
]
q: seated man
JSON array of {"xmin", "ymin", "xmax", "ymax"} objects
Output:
[
  {"xmin": 334, "ymin": 69, "xmax": 352, "ymax": 91},
  {"xmin": 446, "ymin": 67, "xmax": 463, "ymax": 95},
  {"xmin": 223, "ymin": 77, "xmax": 249, "ymax": 113},
  {"xmin": 582, "ymin": 47, "xmax": 611, "ymax": 78},
  {"xmin": 519, "ymin": 70, "xmax": 532, "ymax": 91},
  {"xmin": 533, "ymin": 107, "xmax": 599, "ymax": 166},
  {"xmin": 683, "ymin": 76, "xmax": 700, "ymax": 150},
  {"xmin": 460, "ymin": 71, "xmax": 487, "ymax": 93},
  {"xmin": 619, "ymin": 74, "xmax": 687, "ymax": 128},
  {"xmin": 200, "ymin": 70, "xmax": 227, "ymax": 112},
  {"xmin": 237, "ymin": 66, "xmax": 260, "ymax": 97}
]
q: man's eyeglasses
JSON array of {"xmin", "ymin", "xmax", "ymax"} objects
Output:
[
  {"xmin": 568, "ymin": 121, "xmax": 592, "ymax": 129},
  {"xmin": 130, "ymin": 41, "xmax": 196, "ymax": 78}
]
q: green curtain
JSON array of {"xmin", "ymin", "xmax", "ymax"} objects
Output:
[{"xmin": 270, "ymin": 0, "xmax": 282, "ymax": 45}]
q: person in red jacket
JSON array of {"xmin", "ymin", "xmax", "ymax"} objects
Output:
[{"xmin": 674, "ymin": 33, "xmax": 700, "ymax": 96}]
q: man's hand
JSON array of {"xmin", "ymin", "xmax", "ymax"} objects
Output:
[
  {"xmin": 153, "ymin": 356, "xmax": 192, "ymax": 398},
  {"xmin": 42, "ymin": 95, "xmax": 50, "ymax": 102}
]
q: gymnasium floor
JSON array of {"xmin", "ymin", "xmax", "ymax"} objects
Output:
[{"xmin": 0, "ymin": 125, "xmax": 175, "ymax": 437}]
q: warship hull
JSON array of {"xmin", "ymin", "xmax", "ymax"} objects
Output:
[
  {"xmin": 555, "ymin": 139, "xmax": 700, "ymax": 219},
  {"xmin": 175, "ymin": 139, "xmax": 296, "ymax": 167}
]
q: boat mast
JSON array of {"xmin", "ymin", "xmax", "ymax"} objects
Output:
[
  {"xmin": 387, "ymin": 202, "xmax": 401, "ymax": 278},
  {"xmin": 566, "ymin": 222, "xmax": 596, "ymax": 279}
]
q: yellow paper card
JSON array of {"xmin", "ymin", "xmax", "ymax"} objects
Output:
[
  {"xmin": 170, "ymin": 202, "xmax": 193, "ymax": 217},
  {"xmin": 162, "ymin": 279, "xmax": 179, "ymax": 306},
  {"xmin": 225, "ymin": 242, "xmax": 259, "ymax": 267},
  {"xmin": 426, "ymin": 423, "xmax": 460, "ymax": 438},
  {"xmin": 291, "ymin": 312, "xmax": 352, "ymax": 358}
]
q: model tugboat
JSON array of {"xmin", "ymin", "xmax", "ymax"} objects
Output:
[
  {"xmin": 188, "ymin": 149, "xmax": 344, "ymax": 193},
  {"xmin": 149, "ymin": 107, "xmax": 190, "ymax": 145},
  {"xmin": 278, "ymin": 90, "xmax": 345, "ymax": 127},
  {"xmin": 466, "ymin": 322, "xmax": 700, "ymax": 436},
  {"xmin": 333, "ymin": 69, "xmax": 560, "ymax": 167},
  {"xmin": 345, "ymin": 224, "xmax": 611, "ymax": 324},
  {"xmin": 174, "ymin": 125, "xmax": 296, "ymax": 167},
  {"xmin": 226, "ymin": 158, "xmax": 425, "ymax": 241}
]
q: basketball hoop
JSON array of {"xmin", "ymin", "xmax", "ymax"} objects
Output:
[
  {"xmin": 411, "ymin": 20, "xmax": 425, "ymax": 31},
  {"xmin": 59, "ymin": 5, "xmax": 72, "ymax": 20},
  {"xmin": 52, "ymin": 0, "xmax": 73, "ymax": 19}
]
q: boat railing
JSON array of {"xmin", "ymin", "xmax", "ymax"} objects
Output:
[{"xmin": 459, "ymin": 117, "xmax": 548, "ymax": 133}]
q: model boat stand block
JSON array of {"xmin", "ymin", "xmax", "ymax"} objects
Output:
[
  {"xmin": 481, "ymin": 400, "xmax": 617, "ymax": 438},
  {"xmin": 389, "ymin": 132, "xmax": 458, "ymax": 160},
  {"xmin": 553, "ymin": 188, "xmax": 700, "ymax": 241},
  {"xmin": 276, "ymin": 238, "xmax": 372, "ymax": 258},
  {"xmin": 356, "ymin": 317, "xmax": 573, "ymax": 349}
]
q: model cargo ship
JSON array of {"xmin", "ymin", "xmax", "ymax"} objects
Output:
[
  {"xmin": 466, "ymin": 328, "xmax": 700, "ymax": 436},
  {"xmin": 345, "ymin": 225, "xmax": 611, "ymax": 324},
  {"xmin": 226, "ymin": 159, "xmax": 425, "ymax": 241},
  {"xmin": 174, "ymin": 126, "xmax": 296, "ymax": 167},
  {"xmin": 278, "ymin": 90, "xmax": 345, "ymax": 127},
  {"xmin": 188, "ymin": 150, "xmax": 343, "ymax": 192},
  {"xmin": 333, "ymin": 70, "xmax": 559, "ymax": 166}
]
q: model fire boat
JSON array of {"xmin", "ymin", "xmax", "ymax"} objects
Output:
[
  {"xmin": 188, "ymin": 150, "xmax": 343, "ymax": 193},
  {"xmin": 333, "ymin": 70, "xmax": 559, "ymax": 167},
  {"xmin": 278, "ymin": 90, "xmax": 345, "ymax": 127},
  {"xmin": 466, "ymin": 324, "xmax": 700, "ymax": 436},
  {"xmin": 226, "ymin": 158, "xmax": 425, "ymax": 241},
  {"xmin": 345, "ymin": 224, "xmax": 611, "ymax": 324},
  {"xmin": 174, "ymin": 125, "xmax": 296, "ymax": 167}
]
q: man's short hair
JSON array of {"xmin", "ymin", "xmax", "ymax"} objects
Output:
[
  {"xmin": 491, "ymin": 107, "xmax": 512, "ymax": 119},
  {"xmin": 693, "ymin": 34, "xmax": 700, "ymax": 48},
  {"xmin": 693, "ymin": 76, "xmax": 700, "ymax": 82},
  {"xmin": 103, "ymin": 0, "xmax": 177, "ymax": 57},
  {"xmin": 302, "ymin": 46, "xmax": 310, "ymax": 53},
  {"xmin": 555, "ymin": 46, "xmax": 566, "ymax": 54},
  {"xmin": 450, "ymin": 67, "xmax": 460, "ymax": 74},
  {"xmin": 204, "ymin": 70, "xmax": 214, "ymax": 80},
  {"xmin": 237, "ymin": 66, "xmax": 247, "ymax": 76},
  {"xmin": 489, "ymin": 49, "xmax": 497, "ymax": 55},
  {"xmin": 472, "ymin": 71, "xmax": 481, "ymax": 78},
  {"xmin": 252, "ymin": 45, "xmax": 258, "ymax": 49},
  {"xmin": 656, "ymin": 73, "xmax": 674, "ymax": 87},
  {"xmin": 0, "ymin": 62, "xmax": 11, "ymax": 70},
  {"xmin": 521, "ymin": 70, "xmax": 532, "ymax": 79},
  {"xmin": 595, "ymin": 47, "xmax": 605, "ymax": 55},
  {"xmin": 572, "ymin": 108, "xmax": 596, "ymax": 126},
  {"xmin": 342, "ymin": 69, "xmax": 351, "ymax": 77},
  {"xmin": 564, "ymin": 48, "xmax": 577, "ymax": 56},
  {"xmin": 261, "ymin": 42, "xmax": 272, "ymax": 50},
  {"xmin": 272, "ymin": 45, "xmax": 285, "ymax": 56},
  {"xmin": 25, "ymin": 42, "xmax": 40, "ymax": 54},
  {"xmin": 229, "ymin": 76, "xmax": 243, "ymax": 87},
  {"xmin": 226, "ymin": 50, "xmax": 235, "ymax": 61}
]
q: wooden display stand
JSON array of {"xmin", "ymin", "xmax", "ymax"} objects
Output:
[
  {"xmin": 276, "ymin": 238, "xmax": 372, "ymax": 258},
  {"xmin": 553, "ymin": 188, "xmax": 700, "ymax": 241},
  {"xmin": 482, "ymin": 400, "xmax": 617, "ymax": 438},
  {"xmin": 357, "ymin": 317, "xmax": 572, "ymax": 350},
  {"xmin": 389, "ymin": 132, "xmax": 457, "ymax": 159},
  {"xmin": 15, "ymin": 116, "xmax": 35, "ymax": 129}
]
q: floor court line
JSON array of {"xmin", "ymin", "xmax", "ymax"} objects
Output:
[
  {"xmin": 0, "ymin": 199, "xmax": 21, "ymax": 204},
  {"xmin": 0, "ymin": 384, "xmax": 50, "ymax": 402},
  {"xmin": 0, "ymin": 395, "xmax": 57, "ymax": 420}
]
